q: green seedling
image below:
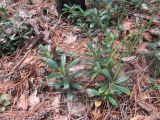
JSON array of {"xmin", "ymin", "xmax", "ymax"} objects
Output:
[
  {"xmin": 40, "ymin": 45, "xmax": 83, "ymax": 100},
  {"xmin": 0, "ymin": 94, "xmax": 11, "ymax": 112},
  {"xmin": 86, "ymin": 32, "xmax": 130, "ymax": 106},
  {"xmin": 149, "ymin": 78, "xmax": 160, "ymax": 90}
]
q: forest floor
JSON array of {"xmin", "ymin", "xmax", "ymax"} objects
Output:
[{"xmin": 0, "ymin": 0, "xmax": 160, "ymax": 120}]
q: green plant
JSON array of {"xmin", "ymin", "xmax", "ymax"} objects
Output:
[
  {"xmin": 0, "ymin": 5, "xmax": 34, "ymax": 57},
  {"xmin": 126, "ymin": 0, "xmax": 145, "ymax": 8},
  {"xmin": 86, "ymin": 32, "xmax": 130, "ymax": 106},
  {"xmin": 0, "ymin": 94, "xmax": 11, "ymax": 112},
  {"xmin": 0, "ymin": 5, "xmax": 8, "ymax": 17},
  {"xmin": 62, "ymin": 1, "xmax": 128, "ymax": 33},
  {"xmin": 85, "ymin": 8, "xmax": 108, "ymax": 29},
  {"xmin": 39, "ymin": 45, "xmax": 83, "ymax": 100},
  {"xmin": 147, "ymin": 42, "xmax": 160, "ymax": 59},
  {"xmin": 62, "ymin": 4, "xmax": 85, "ymax": 19},
  {"xmin": 0, "ymin": 18, "xmax": 33, "ymax": 57},
  {"xmin": 62, "ymin": 4, "xmax": 110, "ymax": 31},
  {"xmin": 149, "ymin": 78, "xmax": 160, "ymax": 90},
  {"xmin": 88, "ymin": 0, "xmax": 113, "ymax": 8}
]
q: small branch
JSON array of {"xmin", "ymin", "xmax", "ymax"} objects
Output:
[{"xmin": 6, "ymin": 49, "xmax": 31, "ymax": 78}]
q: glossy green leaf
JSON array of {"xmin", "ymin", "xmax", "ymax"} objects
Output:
[
  {"xmin": 84, "ymin": 59, "xmax": 94, "ymax": 63},
  {"xmin": 47, "ymin": 74, "xmax": 63, "ymax": 79},
  {"xmin": 68, "ymin": 51, "xmax": 78, "ymax": 57},
  {"xmin": 102, "ymin": 69, "xmax": 112, "ymax": 80},
  {"xmin": 87, "ymin": 88, "xmax": 100, "ymax": 97},
  {"xmin": 115, "ymin": 76, "xmax": 129, "ymax": 84},
  {"xmin": 71, "ymin": 83, "xmax": 83, "ymax": 90},
  {"xmin": 42, "ymin": 57, "xmax": 59, "ymax": 70},
  {"xmin": 63, "ymin": 80, "xmax": 70, "ymax": 89},
  {"xmin": 72, "ymin": 70, "xmax": 82, "ymax": 78},
  {"xmin": 99, "ymin": 85, "xmax": 107, "ymax": 93},
  {"xmin": 111, "ymin": 85, "xmax": 122, "ymax": 95},
  {"xmin": 108, "ymin": 96, "xmax": 118, "ymax": 106},
  {"xmin": 67, "ymin": 91, "xmax": 73, "ymax": 100},
  {"xmin": 56, "ymin": 47, "xmax": 63, "ymax": 54},
  {"xmin": 100, "ymin": 15, "xmax": 107, "ymax": 21},
  {"xmin": 92, "ymin": 8, "xmax": 98, "ymax": 14},
  {"xmin": 86, "ymin": 8, "xmax": 97, "ymax": 15},
  {"xmin": 104, "ymin": 90, "xmax": 109, "ymax": 95},
  {"xmin": 39, "ymin": 45, "xmax": 47, "ymax": 53},
  {"xmin": 85, "ymin": 52, "xmax": 94, "ymax": 57},
  {"xmin": 149, "ymin": 78, "xmax": 156, "ymax": 85},
  {"xmin": 90, "ymin": 23, "xmax": 96, "ymax": 28},
  {"xmin": 87, "ymin": 42, "xmax": 94, "ymax": 53},
  {"xmin": 100, "ymin": 10, "xmax": 107, "ymax": 16},
  {"xmin": 48, "ymin": 82, "xmax": 62, "ymax": 89},
  {"xmin": 95, "ymin": 62, "xmax": 101, "ymax": 70},
  {"xmin": 61, "ymin": 54, "xmax": 66, "ymax": 66},
  {"xmin": 114, "ymin": 85, "xmax": 130, "ymax": 95},
  {"xmin": 113, "ymin": 64, "xmax": 121, "ymax": 81},
  {"xmin": 67, "ymin": 58, "xmax": 79, "ymax": 69}
]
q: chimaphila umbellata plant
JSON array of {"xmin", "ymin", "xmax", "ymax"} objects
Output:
[
  {"xmin": 85, "ymin": 31, "xmax": 130, "ymax": 106},
  {"xmin": 39, "ymin": 45, "xmax": 83, "ymax": 100}
]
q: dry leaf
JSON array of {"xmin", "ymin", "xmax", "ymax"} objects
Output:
[
  {"xmin": 54, "ymin": 115, "xmax": 68, "ymax": 120},
  {"xmin": 67, "ymin": 98, "xmax": 86, "ymax": 115},
  {"xmin": 142, "ymin": 32, "xmax": 152, "ymax": 41},
  {"xmin": 121, "ymin": 56, "xmax": 136, "ymax": 62},
  {"xmin": 137, "ymin": 101, "xmax": 157, "ymax": 114},
  {"xmin": 64, "ymin": 32, "xmax": 77, "ymax": 44},
  {"xmin": 112, "ymin": 40, "xmax": 125, "ymax": 51},
  {"xmin": 97, "ymin": 76, "xmax": 105, "ymax": 81},
  {"xmin": 43, "ymin": 30, "xmax": 50, "ymax": 41},
  {"xmin": 26, "ymin": 19, "xmax": 40, "ymax": 34},
  {"xmin": 95, "ymin": 100, "xmax": 102, "ymax": 107},
  {"xmin": 156, "ymin": 79, "xmax": 160, "ymax": 84},
  {"xmin": 136, "ymin": 43, "xmax": 149, "ymax": 53},
  {"xmin": 133, "ymin": 13, "xmax": 151, "ymax": 20},
  {"xmin": 29, "ymin": 10, "xmax": 37, "ymax": 16},
  {"xmin": 123, "ymin": 21, "xmax": 132, "ymax": 31},
  {"xmin": 138, "ymin": 92, "xmax": 150, "ymax": 101},
  {"xmin": 17, "ymin": 94, "xmax": 29, "ymax": 110},
  {"xmin": 29, "ymin": 90, "xmax": 40, "ymax": 110},
  {"xmin": 52, "ymin": 94, "xmax": 61, "ymax": 113},
  {"xmin": 19, "ymin": 9, "xmax": 30, "ymax": 18},
  {"xmin": 130, "ymin": 115, "xmax": 146, "ymax": 120},
  {"xmin": 91, "ymin": 109, "xmax": 102, "ymax": 120},
  {"xmin": 23, "ymin": 56, "xmax": 34, "ymax": 64},
  {"xmin": 31, "ymin": 0, "xmax": 43, "ymax": 4},
  {"xmin": 147, "ymin": 114, "xmax": 160, "ymax": 120},
  {"xmin": 131, "ymin": 114, "xmax": 159, "ymax": 120}
]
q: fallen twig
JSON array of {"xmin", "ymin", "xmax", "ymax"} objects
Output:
[{"xmin": 6, "ymin": 49, "xmax": 31, "ymax": 78}]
